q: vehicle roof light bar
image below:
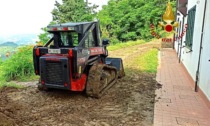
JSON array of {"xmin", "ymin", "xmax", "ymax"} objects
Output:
[{"xmin": 48, "ymin": 27, "xmax": 75, "ymax": 31}]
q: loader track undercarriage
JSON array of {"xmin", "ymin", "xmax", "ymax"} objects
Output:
[{"xmin": 86, "ymin": 63, "xmax": 118, "ymax": 98}]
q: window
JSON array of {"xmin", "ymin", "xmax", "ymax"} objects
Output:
[
  {"xmin": 84, "ymin": 31, "xmax": 96, "ymax": 48},
  {"xmin": 60, "ymin": 32, "xmax": 78, "ymax": 47},
  {"xmin": 186, "ymin": 5, "xmax": 196, "ymax": 49}
]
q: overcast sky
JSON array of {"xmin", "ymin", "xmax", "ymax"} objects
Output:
[{"xmin": 0, "ymin": 0, "xmax": 108, "ymax": 36}]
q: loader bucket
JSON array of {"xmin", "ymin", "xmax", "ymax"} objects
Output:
[{"xmin": 105, "ymin": 58, "xmax": 125, "ymax": 78}]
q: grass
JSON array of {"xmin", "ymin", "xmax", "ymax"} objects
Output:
[
  {"xmin": 126, "ymin": 48, "xmax": 159, "ymax": 73},
  {"xmin": 134, "ymin": 49, "xmax": 158, "ymax": 73},
  {"xmin": 107, "ymin": 40, "xmax": 146, "ymax": 51},
  {"xmin": 18, "ymin": 75, "xmax": 39, "ymax": 82},
  {"xmin": 0, "ymin": 81, "xmax": 24, "ymax": 89}
]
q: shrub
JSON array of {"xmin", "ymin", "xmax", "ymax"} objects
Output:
[
  {"xmin": 121, "ymin": 32, "xmax": 137, "ymax": 41},
  {"xmin": 101, "ymin": 29, "xmax": 110, "ymax": 40},
  {"xmin": 0, "ymin": 58, "xmax": 3, "ymax": 65},
  {"xmin": 109, "ymin": 37, "xmax": 120, "ymax": 45},
  {"xmin": 1, "ymin": 46, "xmax": 34, "ymax": 81}
]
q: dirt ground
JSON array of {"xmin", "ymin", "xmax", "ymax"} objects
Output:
[{"xmin": 0, "ymin": 41, "xmax": 161, "ymax": 126}]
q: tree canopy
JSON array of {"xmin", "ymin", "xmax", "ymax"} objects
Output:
[
  {"xmin": 52, "ymin": 0, "xmax": 98, "ymax": 23},
  {"xmin": 98, "ymin": 0, "xmax": 176, "ymax": 42},
  {"xmin": 38, "ymin": 0, "xmax": 98, "ymax": 43},
  {"xmin": 38, "ymin": 0, "xmax": 176, "ymax": 44}
]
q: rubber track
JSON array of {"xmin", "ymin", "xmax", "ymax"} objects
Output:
[{"xmin": 86, "ymin": 64, "xmax": 118, "ymax": 98}]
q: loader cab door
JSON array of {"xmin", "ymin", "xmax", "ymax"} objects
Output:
[
  {"xmin": 79, "ymin": 29, "xmax": 99, "ymax": 48},
  {"xmin": 84, "ymin": 31, "xmax": 96, "ymax": 48},
  {"xmin": 77, "ymin": 23, "xmax": 101, "ymax": 48}
]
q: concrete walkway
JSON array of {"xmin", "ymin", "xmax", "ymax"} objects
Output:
[{"xmin": 154, "ymin": 49, "xmax": 210, "ymax": 126}]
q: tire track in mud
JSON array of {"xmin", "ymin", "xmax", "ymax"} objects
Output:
[{"xmin": 0, "ymin": 40, "xmax": 161, "ymax": 126}]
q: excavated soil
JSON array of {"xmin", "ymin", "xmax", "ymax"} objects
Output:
[{"xmin": 0, "ymin": 41, "xmax": 161, "ymax": 126}]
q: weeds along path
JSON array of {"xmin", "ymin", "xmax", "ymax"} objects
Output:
[{"xmin": 0, "ymin": 40, "xmax": 161, "ymax": 126}]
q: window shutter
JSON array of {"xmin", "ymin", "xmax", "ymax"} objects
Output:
[{"xmin": 186, "ymin": 6, "xmax": 196, "ymax": 49}]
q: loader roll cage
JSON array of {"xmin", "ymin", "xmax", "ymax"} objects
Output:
[{"xmin": 44, "ymin": 21, "xmax": 102, "ymax": 48}]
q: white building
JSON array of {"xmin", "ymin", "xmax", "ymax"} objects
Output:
[{"xmin": 174, "ymin": 0, "xmax": 210, "ymax": 107}]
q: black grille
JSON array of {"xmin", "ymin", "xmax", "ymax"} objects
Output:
[{"xmin": 45, "ymin": 62, "xmax": 63, "ymax": 85}]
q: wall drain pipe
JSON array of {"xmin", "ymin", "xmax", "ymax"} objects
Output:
[{"xmin": 195, "ymin": 0, "xmax": 207, "ymax": 92}]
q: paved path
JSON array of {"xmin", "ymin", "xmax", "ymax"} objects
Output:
[{"xmin": 154, "ymin": 49, "xmax": 210, "ymax": 126}]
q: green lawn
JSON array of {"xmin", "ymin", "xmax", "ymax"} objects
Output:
[
  {"xmin": 107, "ymin": 40, "xmax": 146, "ymax": 51},
  {"xmin": 134, "ymin": 49, "xmax": 158, "ymax": 73},
  {"xmin": 125, "ymin": 48, "xmax": 159, "ymax": 74}
]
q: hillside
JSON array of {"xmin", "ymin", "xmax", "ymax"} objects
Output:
[
  {"xmin": 0, "ymin": 34, "xmax": 37, "ymax": 45},
  {"xmin": 0, "ymin": 42, "xmax": 18, "ymax": 60},
  {"xmin": 0, "ymin": 42, "xmax": 18, "ymax": 47}
]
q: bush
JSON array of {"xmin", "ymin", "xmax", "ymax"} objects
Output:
[
  {"xmin": 109, "ymin": 37, "xmax": 120, "ymax": 45},
  {"xmin": 101, "ymin": 29, "xmax": 110, "ymax": 40},
  {"xmin": 0, "ymin": 58, "xmax": 3, "ymax": 65},
  {"xmin": 121, "ymin": 32, "xmax": 137, "ymax": 41},
  {"xmin": 1, "ymin": 46, "xmax": 34, "ymax": 81}
]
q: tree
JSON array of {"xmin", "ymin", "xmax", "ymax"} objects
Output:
[
  {"xmin": 37, "ymin": 21, "xmax": 57, "ymax": 44},
  {"xmin": 98, "ymin": 0, "xmax": 176, "ymax": 42},
  {"xmin": 37, "ymin": 27, "xmax": 51, "ymax": 45},
  {"xmin": 51, "ymin": 0, "xmax": 98, "ymax": 23},
  {"xmin": 38, "ymin": 0, "xmax": 98, "ymax": 43}
]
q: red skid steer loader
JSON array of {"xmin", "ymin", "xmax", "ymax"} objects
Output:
[{"xmin": 33, "ymin": 21, "xmax": 125, "ymax": 98}]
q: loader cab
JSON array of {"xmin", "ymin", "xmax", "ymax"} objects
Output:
[{"xmin": 46, "ymin": 22, "xmax": 102, "ymax": 48}]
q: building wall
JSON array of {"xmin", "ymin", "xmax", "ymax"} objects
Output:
[
  {"xmin": 175, "ymin": 0, "xmax": 210, "ymax": 100},
  {"xmin": 198, "ymin": 1, "xmax": 210, "ymax": 100}
]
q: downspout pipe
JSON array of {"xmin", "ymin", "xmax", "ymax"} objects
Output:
[
  {"xmin": 195, "ymin": 0, "xmax": 207, "ymax": 92},
  {"xmin": 179, "ymin": 17, "xmax": 185, "ymax": 63}
]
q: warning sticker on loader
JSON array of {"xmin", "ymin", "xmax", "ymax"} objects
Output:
[{"xmin": 48, "ymin": 49, "xmax": 61, "ymax": 54}]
